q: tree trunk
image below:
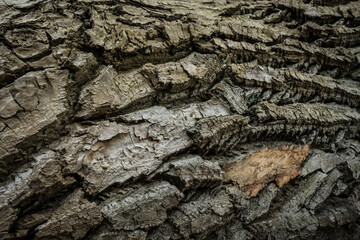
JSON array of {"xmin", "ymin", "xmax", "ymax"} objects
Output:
[{"xmin": 1, "ymin": 0, "xmax": 360, "ymax": 239}]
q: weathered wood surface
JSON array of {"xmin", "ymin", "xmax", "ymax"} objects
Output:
[{"xmin": 0, "ymin": 0, "xmax": 359, "ymax": 239}]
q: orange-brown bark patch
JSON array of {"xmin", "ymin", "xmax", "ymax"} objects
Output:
[{"xmin": 223, "ymin": 145, "xmax": 309, "ymax": 197}]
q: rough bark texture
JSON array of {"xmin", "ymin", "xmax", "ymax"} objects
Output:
[{"xmin": 0, "ymin": 0, "xmax": 360, "ymax": 239}]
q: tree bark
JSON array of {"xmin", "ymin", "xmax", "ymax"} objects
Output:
[{"xmin": 0, "ymin": 0, "xmax": 360, "ymax": 239}]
